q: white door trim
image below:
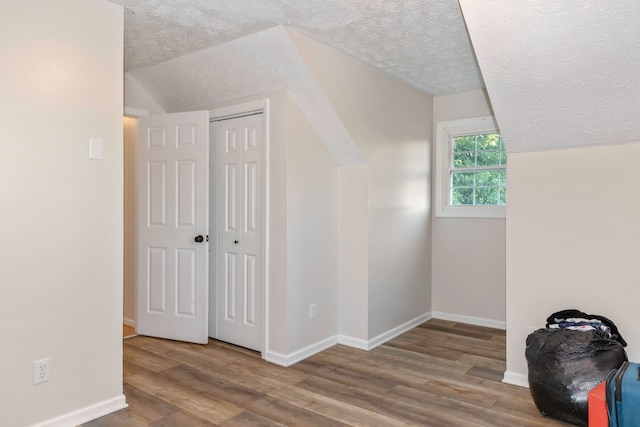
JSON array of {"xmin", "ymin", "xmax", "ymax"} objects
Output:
[
  {"xmin": 124, "ymin": 106, "xmax": 149, "ymax": 118},
  {"xmin": 209, "ymin": 99, "xmax": 270, "ymax": 358},
  {"xmin": 210, "ymin": 100, "xmax": 268, "ymax": 122}
]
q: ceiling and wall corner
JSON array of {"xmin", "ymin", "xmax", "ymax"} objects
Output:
[
  {"xmin": 117, "ymin": 0, "xmax": 640, "ymax": 156},
  {"xmin": 459, "ymin": 0, "xmax": 640, "ymax": 154},
  {"xmin": 124, "ymin": 74, "xmax": 165, "ymax": 115},
  {"xmin": 129, "ymin": 25, "xmax": 364, "ymax": 165},
  {"xmin": 111, "ymin": 0, "xmax": 484, "ymax": 96},
  {"xmin": 112, "ymin": 0, "xmax": 489, "ymax": 165}
]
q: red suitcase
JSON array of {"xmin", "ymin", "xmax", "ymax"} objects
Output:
[{"xmin": 589, "ymin": 381, "xmax": 607, "ymax": 427}]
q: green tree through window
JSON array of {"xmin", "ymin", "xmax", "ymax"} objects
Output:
[{"xmin": 451, "ymin": 133, "xmax": 506, "ymax": 206}]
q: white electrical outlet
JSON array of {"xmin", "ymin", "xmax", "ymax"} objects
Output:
[
  {"xmin": 33, "ymin": 358, "xmax": 50, "ymax": 385},
  {"xmin": 309, "ymin": 303, "xmax": 317, "ymax": 320}
]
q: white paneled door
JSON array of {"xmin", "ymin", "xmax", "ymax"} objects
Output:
[
  {"xmin": 215, "ymin": 114, "xmax": 264, "ymax": 352},
  {"xmin": 137, "ymin": 111, "xmax": 209, "ymax": 344}
]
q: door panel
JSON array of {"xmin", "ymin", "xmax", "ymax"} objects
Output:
[
  {"xmin": 225, "ymin": 252, "xmax": 237, "ymax": 320},
  {"xmin": 176, "ymin": 248, "xmax": 196, "ymax": 317},
  {"xmin": 137, "ymin": 111, "xmax": 209, "ymax": 344},
  {"xmin": 147, "ymin": 247, "xmax": 167, "ymax": 313},
  {"xmin": 245, "ymin": 162, "xmax": 257, "ymax": 233},
  {"xmin": 176, "ymin": 160, "xmax": 196, "ymax": 227},
  {"xmin": 225, "ymin": 164, "xmax": 237, "ymax": 232},
  {"xmin": 148, "ymin": 162, "xmax": 167, "ymax": 226},
  {"xmin": 244, "ymin": 254, "xmax": 257, "ymax": 325},
  {"xmin": 215, "ymin": 114, "xmax": 264, "ymax": 351}
]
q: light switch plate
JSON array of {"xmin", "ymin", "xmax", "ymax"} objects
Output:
[{"xmin": 89, "ymin": 138, "xmax": 103, "ymax": 160}]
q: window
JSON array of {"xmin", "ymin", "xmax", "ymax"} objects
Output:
[{"xmin": 435, "ymin": 116, "xmax": 506, "ymax": 218}]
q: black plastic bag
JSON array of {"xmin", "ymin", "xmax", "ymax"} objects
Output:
[
  {"xmin": 546, "ymin": 308, "xmax": 627, "ymax": 347},
  {"xmin": 526, "ymin": 328, "xmax": 627, "ymax": 426}
]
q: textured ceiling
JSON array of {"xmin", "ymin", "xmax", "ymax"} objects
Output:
[
  {"xmin": 459, "ymin": 0, "xmax": 640, "ymax": 153},
  {"xmin": 131, "ymin": 26, "xmax": 364, "ymax": 165},
  {"xmin": 112, "ymin": 0, "xmax": 640, "ymax": 155},
  {"xmin": 109, "ymin": 0, "xmax": 484, "ymax": 96}
]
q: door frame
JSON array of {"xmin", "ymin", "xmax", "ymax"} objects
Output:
[
  {"xmin": 208, "ymin": 99, "xmax": 270, "ymax": 358},
  {"xmin": 123, "ymin": 106, "xmax": 149, "ymax": 334}
]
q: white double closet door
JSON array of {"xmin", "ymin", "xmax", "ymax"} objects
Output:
[{"xmin": 136, "ymin": 110, "xmax": 264, "ymax": 352}]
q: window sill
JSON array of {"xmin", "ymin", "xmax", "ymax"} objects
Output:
[{"xmin": 435, "ymin": 205, "xmax": 505, "ymax": 219}]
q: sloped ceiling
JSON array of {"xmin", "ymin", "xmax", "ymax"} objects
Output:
[
  {"xmin": 459, "ymin": 0, "xmax": 640, "ymax": 153},
  {"xmin": 131, "ymin": 26, "xmax": 365, "ymax": 165},
  {"xmin": 111, "ymin": 0, "xmax": 484, "ymax": 95},
  {"xmin": 112, "ymin": 1, "xmax": 640, "ymax": 155},
  {"xmin": 112, "ymin": 0, "xmax": 488, "ymax": 165}
]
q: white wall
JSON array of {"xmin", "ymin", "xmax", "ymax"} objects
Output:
[
  {"xmin": 367, "ymin": 129, "xmax": 431, "ymax": 339},
  {"xmin": 0, "ymin": 1, "xmax": 125, "ymax": 425},
  {"xmin": 432, "ymin": 89, "xmax": 506, "ymax": 327},
  {"xmin": 290, "ymin": 31, "xmax": 433, "ymax": 340},
  {"xmin": 124, "ymin": 73, "xmax": 166, "ymax": 115},
  {"xmin": 286, "ymin": 95, "xmax": 339, "ymax": 352},
  {"xmin": 506, "ymin": 143, "xmax": 640, "ymax": 381},
  {"xmin": 338, "ymin": 165, "xmax": 369, "ymax": 343}
]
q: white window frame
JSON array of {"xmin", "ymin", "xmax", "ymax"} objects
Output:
[{"xmin": 435, "ymin": 116, "xmax": 505, "ymax": 218}]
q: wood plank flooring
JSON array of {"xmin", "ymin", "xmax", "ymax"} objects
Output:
[{"xmin": 84, "ymin": 319, "xmax": 572, "ymax": 426}]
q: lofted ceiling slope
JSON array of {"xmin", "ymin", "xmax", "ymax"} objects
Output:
[
  {"xmin": 459, "ymin": 0, "xmax": 640, "ymax": 153},
  {"xmin": 113, "ymin": 0, "xmax": 485, "ymax": 165},
  {"xmin": 110, "ymin": 0, "xmax": 484, "ymax": 96},
  {"xmin": 115, "ymin": 1, "xmax": 640, "ymax": 155},
  {"xmin": 131, "ymin": 26, "xmax": 365, "ymax": 165}
]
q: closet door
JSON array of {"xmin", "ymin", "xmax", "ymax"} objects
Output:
[{"xmin": 215, "ymin": 113, "xmax": 264, "ymax": 351}]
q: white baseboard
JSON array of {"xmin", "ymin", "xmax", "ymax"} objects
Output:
[
  {"xmin": 337, "ymin": 335, "xmax": 369, "ymax": 350},
  {"xmin": 265, "ymin": 312, "xmax": 432, "ymax": 365},
  {"xmin": 503, "ymin": 370, "xmax": 529, "ymax": 388},
  {"xmin": 31, "ymin": 394, "xmax": 127, "ymax": 427},
  {"xmin": 338, "ymin": 312, "xmax": 432, "ymax": 351},
  {"xmin": 123, "ymin": 317, "xmax": 135, "ymax": 327},
  {"xmin": 366, "ymin": 312, "xmax": 432, "ymax": 350},
  {"xmin": 265, "ymin": 335, "xmax": 338, "ymax": 367},
  {"xmin": 432, "ymin": 311, "xmax": 506, "ymax": 330}
]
